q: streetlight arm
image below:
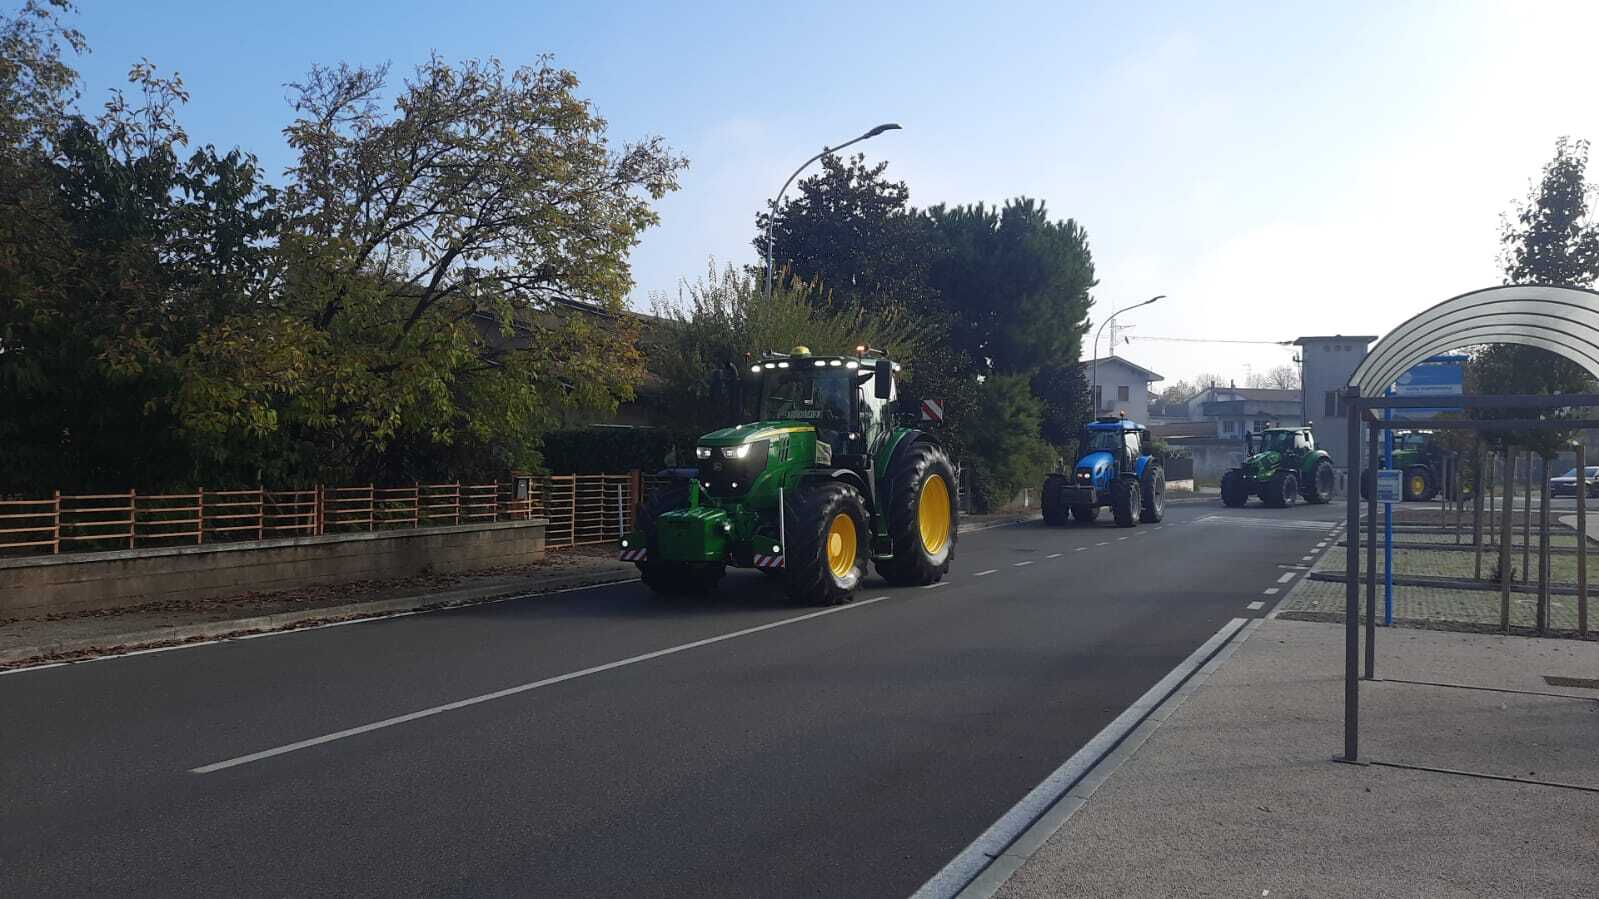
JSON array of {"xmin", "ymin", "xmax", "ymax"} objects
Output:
[{"xmin": 1089, "ymin": 294, "xmax": 1165, "ymax": 413}]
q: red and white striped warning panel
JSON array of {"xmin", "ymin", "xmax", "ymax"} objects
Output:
[
  {"xmin": 753, "ymin": 554, "xmax": 785, "ymax": 569},
  {"xmin": 619, "ymin": 547, "xmax": 648, "ymax": 562},
  {"xmin": 920, "ymin": 398, "xmax": 944, "ymax": 422}
]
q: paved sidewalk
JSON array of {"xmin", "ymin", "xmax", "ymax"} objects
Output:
[{"xmin": 996, "ymin": 618, "xmax": 1599, "ymax": 898}]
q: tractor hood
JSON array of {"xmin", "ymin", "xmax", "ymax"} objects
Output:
[
  {"xmin": 699, "ymin": 421, "xmax": 813, "ymax": 446},
  {"xmin": 1243, "ymin": 450, "xmax": 1280, "ymax": 477},
  {"xmin": 1075, "ymin": 450, "xmax": 1115, "ymax": 480}
]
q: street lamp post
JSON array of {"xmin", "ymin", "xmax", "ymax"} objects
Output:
[
  {"xmin": 1090, "ymin": 294, "xmax": 1165, "ymax": 414},
  {"xmin": 765, "ymin": 123, "xmax": 902, "ymax": 296}
]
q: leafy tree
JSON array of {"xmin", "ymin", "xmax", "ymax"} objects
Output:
[
  {"xmin": 1473, "ymin": 136, "xmax": 1599, "ymax": 456},
  {"xmin": 175, "ymin": 56, "xmax": 686, "ymax": 483},
  {"xmin": 1030, "ymin": 362, "xmax": 1092, "ymax": 451},
  {"xmin": 646, "ymin": 260, "xmax": 929, "ymax": 438},
  {"xmin": 963, "ymin": 374, "xmax": 1054, "ymax": 511},
  {"xmin": 924, "ymin": 198, "xmax": 1096, "ymax": 376},
  {"xmin": 0, "ymin": 50, "xmax": 280, "ymax": 492},
  {"xmin": 754, "ymin": 153, "xmax": 941, "ymax": 318}
]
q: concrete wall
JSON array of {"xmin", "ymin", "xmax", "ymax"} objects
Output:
[
  {"xmin": 1170, "ymin": 437, "xmax": 1248, "ymax": 482},
  {"xmin": 1298, "ymin": 336, "xmax": 1375, "ymax": 465},
  {"xmin": 0, "ymin": 520, "xmax": 546, "ymax": 619}
]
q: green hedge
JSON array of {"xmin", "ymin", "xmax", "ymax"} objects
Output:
[{"xmin": 540, "ymin": 427, "xmax": 700, "ymax": 474}]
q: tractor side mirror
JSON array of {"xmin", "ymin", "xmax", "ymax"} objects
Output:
[{"xmin": 873, "ymin": 358, "xmax": 893, "ymax": 399}]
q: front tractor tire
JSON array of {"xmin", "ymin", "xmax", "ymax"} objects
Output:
[
  {"xmin": 636, "ymin": 486, "xmax": 724, "ymax": 596},
  {"xmin": 1262, "ymin": 471, "xmax": 1299, "ymax": 509},
  {"xmin": 877, "ymin": 441, "xmax": 959, "ymax": 586},
  {"xmin": 1304, "ymin": 458, "xmax": 1335, "ymax": 504},
  {"xmin": 784, "ymin": 481, "xmax": 869, "ymax": 606},
  {"xmin": 1110, "ymin": 476, "xmax": 1141, "ymax": 527},
  {"xmin": 1404, "ymin": 465, "xmax": 1437, "ymax": 502},
  {"xmin": 1221, "ymin": 470, "xmax": 1250, "ymax": 507},
  {"xmin": 1139, "ymin": 464, "xmax": 1165, "ymax": 523},
  {"xmin": 1041, "ymin": 474, "xmax": 1070, "ymax": 526}
]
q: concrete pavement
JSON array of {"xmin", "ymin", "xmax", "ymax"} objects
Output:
[
  {"xmin": 992, "ymin": 618, "xmax": 1599, "ymax": 898},
  {"xmin": 0, "ymin": 498, "xmax": 1342, "ymax": 897}
]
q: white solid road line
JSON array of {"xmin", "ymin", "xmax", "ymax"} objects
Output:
[
  {"xmin": 1277, "ymin": 571, "xmax": 1297, "ymax": 584},
  {"xmin": 190, "ymin": 596, "xmax": 893, "ymax": 774},
  {"xmin": 1247, "ymin": 601, "xmax": 1265, "ymax": 611},
  {"xmin": 912, "ymin": 618, "xmax": 1250, "ymax": 899},
  {"xmin": 975, "ymin": 569, "xmax": 998, "ymax": 577},
  {"xmin": 1013, "ymin": 561, "xmax": 1034, "ymax": 567},
  {"xmin": 1263, "ymin": 587, "xmax": 1280, "ymax": 595}
]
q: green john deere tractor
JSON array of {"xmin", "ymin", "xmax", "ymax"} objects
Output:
[
  {"xmin": 1359, "ymin": 430, "xmax": 1448, "ymax": 502},
  {"xmin": 1221, "ymin": 426, "xmax": 1336, "ymax": 508},
  {"xmin": 619, "ymin": 346, "xmax": 957, "ymax": 605}
]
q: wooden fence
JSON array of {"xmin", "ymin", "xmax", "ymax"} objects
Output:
[{"xmin": 0, "ymin": 474, "xmax": 648, "ymax": 558}]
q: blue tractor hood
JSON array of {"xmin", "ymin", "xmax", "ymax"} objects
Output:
[{"xmin": 1076, "ymin": 450, "xmax": 1115, "ymax": 488}]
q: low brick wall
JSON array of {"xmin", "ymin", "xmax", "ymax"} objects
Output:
[{"xmin": 0, "ymin": 520, "xmax": 546, "ymax": 619}]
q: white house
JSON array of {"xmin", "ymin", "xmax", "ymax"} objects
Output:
[
  {"xmin": 1089, "ymin": 356, "xmax": 1162, "ymax": 423},
  {"xmin": 1184, "ymin": 385, "xmax": 1303, "ymax": 438}
]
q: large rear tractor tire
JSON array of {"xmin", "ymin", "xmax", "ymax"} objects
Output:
[
  {"xmin": 1041, "ymin": 474, "xmax": 1070, "ymax": 526},
  {"xmin": 1404, "ymin": 465, "xmax": 1437, "ymax": 502},
  {"xmin": 1071, "ymin": 504, "xmax": 1100, "ymax": 524},
  {"xmin": 783, "ymin": 481, "xmax": 868, "ymax": 606},
  {"xmin": 877, "ymin": 441, "xmax": 958, "ymax": 587},
  {"xmin": 1221, "ymin": 470, "xmax": 1250, "ymax": 507},
  {"xmin": 1304, "ymin": 458, "xmax": 1335, "ymax": 504},
  {"xmin": 636, "ymin": 486, "xmax": 724, "ymax": 596},
  {"xmin": 1139, "ymin": 464, "xmax": 1165, "ymax": 523},
  {"xmin": 1110, "ymin": 476, "xmax": 1140, "ymax": 527},
  {"xmin": 1262, "ymin": 472, "xmax": 1299, "ymax": 509}
]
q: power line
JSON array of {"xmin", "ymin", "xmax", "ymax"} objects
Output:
[{"xmin": 1126, "ymin": 335, "xmax": 1294, "ymax": 346}]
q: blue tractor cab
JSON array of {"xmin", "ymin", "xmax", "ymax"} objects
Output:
[{"xmin": 1041, "ymin": 416, "xmax": 1165, "ymax": 527}]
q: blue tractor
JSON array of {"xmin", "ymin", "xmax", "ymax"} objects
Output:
[{"xmin": 1040, "ymin": 416, "xmax": 1165, "ymax": 528}]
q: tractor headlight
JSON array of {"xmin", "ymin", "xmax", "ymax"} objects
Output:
[
  {"xmin": 726, "ymin": 444, "xmax": 753, "ymax": 459},
  {"xmin": 696, "ymin": 446, "xmax": 713, "ymax": 460}
]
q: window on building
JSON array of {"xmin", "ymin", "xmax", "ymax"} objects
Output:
[
  {"xmin": 1224, "ymin": 419, "xmax": 1237, "ymax": 434},
  {"xmin": 1253, "ymin": 419, "xmax": 1267, "ymax": 433},
  {"xmin": 1117, "ymin": 385, "xmax": 1130, "ymax": 402}
]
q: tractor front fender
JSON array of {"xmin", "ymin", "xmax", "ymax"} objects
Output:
[
  {"xmin": 797, "ymin": 468, "xmax": 870, "ymax": 500},
  {"xmin": 1135, "ymin": 455, "xmax": 1154, "ymax": 478}
]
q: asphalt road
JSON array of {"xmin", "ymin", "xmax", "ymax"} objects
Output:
[{"xmin": 0, "ymin": 499, "xmax": 1344, "ymax": 898}]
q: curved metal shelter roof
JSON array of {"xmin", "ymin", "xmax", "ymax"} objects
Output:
[{"xmin": 1349, "ymin": 284, "xmax": 1599, "ymax": 395}]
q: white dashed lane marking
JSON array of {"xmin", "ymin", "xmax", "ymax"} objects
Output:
[
  {"xmin": 1276, "ymin": 572, "xmax": 1296, "ymax": 584},
  {"xmin": 1247, "ymin": 601, "xmax": 1265, "ymax": 611},
  {"xmin": 975, "ymin": 569, "xmax": 998, "ymax": 577},
  {"xmin": 1046, "ymin": 553, "xmax": 1062, "ymax": 559},
  {"xmin": 1013, "ymin": 560, "xmax": 1034, "ymax": 567},
  {"xmin": 1264, "ymin": 587, "xmax": 1280, "ymax": 595}
]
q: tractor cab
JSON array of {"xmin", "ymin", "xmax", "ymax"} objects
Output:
[{"xmin": 622, "ymin": 345, "xmax": 958, "ymax": 605}]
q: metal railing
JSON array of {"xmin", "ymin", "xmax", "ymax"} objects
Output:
[{"xmin": 0, "ymin": 474, "xmax": 645, "ymax": 559}]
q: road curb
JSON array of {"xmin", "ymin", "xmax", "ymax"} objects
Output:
[{"xmin": 0, "ymin": 566, "xmax": 640, "ymax": 669}]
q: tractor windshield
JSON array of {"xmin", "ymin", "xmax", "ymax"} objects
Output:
[
  {"xmin": 1084, "ymin": 430, "xmax": 1125, "ymax": 453},
  {"xmin": 1260, "ymin": 431, "xmax": 1296, "ymax": 453},
  {"xmin": 759, "ymin": 370, "xmax": 853, "ymax": 431}
]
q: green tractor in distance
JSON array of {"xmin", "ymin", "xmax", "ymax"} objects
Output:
[
  {"xmin": 619, "ymin": 346, "xmax": 957, "ymax": 605},
  {"xmin": 1221, "ymin": 425, "xmax": 1336, "ymax": 508},
  {"xmin": 1358, "ymin": 430, "xmax": 1448, "ymax": 502}
]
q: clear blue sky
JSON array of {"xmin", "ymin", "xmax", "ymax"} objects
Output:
[{"xmin": 61, "ymin": 0, "xmax": 1599, "ymax": 385}]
